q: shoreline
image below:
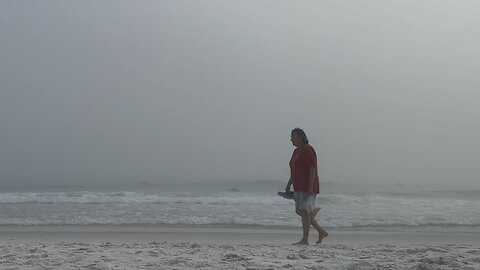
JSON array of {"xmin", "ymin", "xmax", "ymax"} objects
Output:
[
  {"xmin": 1, "ymin": 224, "xmax": 479, "ymax": 246},
  {"xmin": 2, "ymin": 223, "xmax": 480, "ymax": 233}
]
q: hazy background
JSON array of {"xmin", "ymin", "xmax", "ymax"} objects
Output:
[{"xmin": 1, "ymin": 0, "xmax": 479, "ymax": 191}]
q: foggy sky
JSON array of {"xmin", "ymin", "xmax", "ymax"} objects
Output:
[{"xmin": 1, "ymin": 0, "xmax": 480, "ymax": 189}]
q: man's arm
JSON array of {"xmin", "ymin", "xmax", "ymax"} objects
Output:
[{"xmin": 286, "ymin": 177, "xmax": 293, "ymax": 192}]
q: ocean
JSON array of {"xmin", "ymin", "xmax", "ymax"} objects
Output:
[{"xmin": 1, "ymin": 180, "xmax": 479, "ymax": 231}]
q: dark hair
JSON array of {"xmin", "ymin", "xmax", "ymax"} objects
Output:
[{"xmin": 291, "ymin": 128, "xmax": 309, "ymax": 144}]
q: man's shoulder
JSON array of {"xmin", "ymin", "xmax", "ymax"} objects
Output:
[{"xmin": 305, "ymin": 144, "xmax": 316, "ymax": 152}]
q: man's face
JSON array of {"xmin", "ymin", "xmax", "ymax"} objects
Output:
[{"xmin": 291, "ymin": 133, "xmax": 302, "ymax": 147}]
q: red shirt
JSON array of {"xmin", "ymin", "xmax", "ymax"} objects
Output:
[{"xmin": 289, "ymin": 144, "xmax": 320, "ymax": 194}]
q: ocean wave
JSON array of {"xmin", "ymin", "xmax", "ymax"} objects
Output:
[
  {"xmin": 1, "ymin": 191, "xmax": 480, "ymax": 228},
  {"xmin": 0, "ymin": 191, "xmax": 282, "ymax": 205}
]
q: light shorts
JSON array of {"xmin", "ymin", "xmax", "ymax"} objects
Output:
[{"xmin": 293, "ymin": 192, "xmax": 317, "ymax": 214}]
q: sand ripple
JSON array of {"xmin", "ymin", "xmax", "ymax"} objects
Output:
[{"xmin": 0, "ymin": 241, "xmax": 479, "ymax": 270}]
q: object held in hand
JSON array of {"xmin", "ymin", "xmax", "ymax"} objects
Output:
[{"xmin": 277, "ymin": 191, "xmax": 294, "ymax": 199}]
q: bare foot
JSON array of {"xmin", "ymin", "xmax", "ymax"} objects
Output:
[
  {"xmin": 316, "ymin": 232, "xmax": 328, "ymax": 244},
  {"xmin": 311, "ymin": 207, "xmax": 321, "ymax": 218},
  {"xmin": 292, "ymin": 240, "xmax": 309, "ymax": 245}
]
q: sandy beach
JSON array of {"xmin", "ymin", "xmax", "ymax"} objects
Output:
[{"xmin": 1, "ymin": 225, "xmax": 479, "ymax": 270}]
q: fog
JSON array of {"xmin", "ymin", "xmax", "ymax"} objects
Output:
[{"xmin": 1, "ymin": 0, "xmax": 479, "ymax": 191}]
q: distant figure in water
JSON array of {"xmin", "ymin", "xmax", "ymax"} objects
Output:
[{"xmin": 285, "ymin": 128, "xmax": 328, "ymax": 245}]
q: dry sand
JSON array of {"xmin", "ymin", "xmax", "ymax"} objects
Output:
[{"xmin": 1, "ymin": 225, "xmax": 479, "ymax": 269}]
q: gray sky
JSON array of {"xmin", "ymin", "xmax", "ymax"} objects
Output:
[{"xmin": 1, "ymin": 0, "xmax": 480, "ymax": 189}]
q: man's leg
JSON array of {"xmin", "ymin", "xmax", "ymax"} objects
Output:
[
  {"xmin": 311, "ymin": 218, "xmax": 328, "ymax": 243},
  {"xmin": 293, "ymin": 209, "xmax": 310, "ymax": 245},
  {"xmin": 308, "ymin": 207, "xmax": 328, "ymax": 243},
  {"xmin": 296, "ymin": 207, "xmax": 321, "ymax": 230},
  {"xmin": 297, "ymin": 208, "xmax": 328, "ymax": 244}
]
